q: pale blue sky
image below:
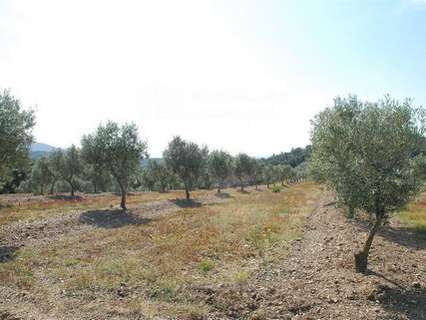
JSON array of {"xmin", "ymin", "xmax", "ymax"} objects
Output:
[{"xmin": 1, "ymin": 0, "xmax": 426, "ymax": 157}]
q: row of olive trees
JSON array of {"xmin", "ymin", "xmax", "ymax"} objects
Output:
[
  {"xmin": 26, "ymin": 125, "xmax": 303, "ymax": 209},
  {"xmin": 159, "ymin": 136, "xmax": 303, "ymax": 199}
]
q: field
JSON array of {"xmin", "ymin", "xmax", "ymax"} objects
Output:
[
  {"xmin": 0, "ymin": 183, "xmax": 321, "ymax": 319},
  {"xmin": 0, "ymin": 183, "xmax": 425, "ymax": 320}
]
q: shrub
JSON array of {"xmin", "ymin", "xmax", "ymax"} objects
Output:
[
  {"xmin": 271, "ymin": 186, "xmax": 281, "ymax": 193},
  {"xmin": 198, "ymin": 259, "xmax": 214, "ymax": 273}
]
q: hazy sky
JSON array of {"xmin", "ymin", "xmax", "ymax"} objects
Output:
[{"xmin": 1, "ymin": 0, "xmax": 426, "ymax": 157}]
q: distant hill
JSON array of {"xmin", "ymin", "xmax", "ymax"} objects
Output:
[
  {"xmin": 264, "ymin": 145, "xmax": 312, "ymax": 168},
  {"xmin": 31, "ymin": 142, "xmax": 56, "ymax": 152},
  {"xmin": 30, "ymin": 142, "xmax": 57, "ymax": 159}
]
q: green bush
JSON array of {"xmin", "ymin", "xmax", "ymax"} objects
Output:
[
  {"xmin": 271, "ymin": 186, "xmax": 281, "ymax": 193},
  {"xmin": 198, "ymin": 259, "xmax": 215, "ymax": 273}
]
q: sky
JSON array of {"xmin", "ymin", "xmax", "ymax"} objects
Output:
[{"xmin": 1, "ymin": 0, "xmax": 426, "ymax": 157}]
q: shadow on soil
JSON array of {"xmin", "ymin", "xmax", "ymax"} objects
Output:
[
  {"xmin": 371, "ymin": 279, "xmax": 426, "ymax": 320},
  {"xmin": 169, "ymin": 199, "xmax": 202, "ymax": 208},
  {"xmin": 48, "ymin": 194, "xmax": 84, "ymax": 201},
  {"xmin": 237, "ymin": 190, "xmax": 250, "ymax": 194},
  {"xmin": 214, "ymin": 192, "xmax": 233, "ymax": 199},
  {"xmin": 79, "ymin": 209, "xmax": 151, "ymax": 229},
  {"xmin": 354, "ymin": 220, "xmax": 426, "ymax": 250},
  {"xmin": 0, "ymin": 246, "xmax": 19, "ymax": 263}
]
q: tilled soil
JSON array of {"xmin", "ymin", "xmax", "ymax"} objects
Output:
[{"xmin": 199, "ymin": 193, "xmax": 426, "ymax": 320}]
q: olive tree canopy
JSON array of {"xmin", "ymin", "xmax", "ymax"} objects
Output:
[
  {"xmin": 309, "ymin": 95, "xmax": 425, "ymax": 273},
  {"xmin": 0, "ymin": 90, "xmax": 35, "ymax": 188},
  {"xmin": 81, "ymin": 121, "xmax": 148, "ymax": 210}
]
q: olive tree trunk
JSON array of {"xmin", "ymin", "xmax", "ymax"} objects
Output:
[
  {"xmin": 184, "ymin": 182, "xmax": 191, "ymax": 200},
  {"xmin": 116, "ymin": 179, "xmax": 127, "ymax": 210},
  {"xmin": 354, "ymin": 213, "xmax": 383, "ymax": 273}
]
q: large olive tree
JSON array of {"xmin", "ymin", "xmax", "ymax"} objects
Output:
[
  {"xmin": 0, "ymin": 90, "xmax": 35, "ymax": 189},
  {"xmin": 81, "ymin": 121, "xmax": 148, "ymax": 210},
  {"xmin": 310, "ymin": 95, "xmax": 425, "ymax": 273},
  {"xmin": 208, "ymin": 150, "xmax": 233, "ymax": 193},
  {"xmin": 163, "ymin": 136, "xmax": 207, "ymax": 199}
]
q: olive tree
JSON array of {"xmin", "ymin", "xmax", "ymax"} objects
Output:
[
  {"xmin": 262, "ymin": 165, "xmax": 275, "ymax": 189},
  {"xmin": 208, "ymin": 150, "xmax": 233, "ymax": 193},
  {"xmin": 30, "ymin": 156, "xmax": 54, "ymax": 194},
  {"xmin": 250, "ymin": 158, "xmax": 263, "ymax": 190},
  {"xmin": 234, "ymin": 153, "xmax": 254, "ymax": 191},
  {"xmin": 57, "ymin": 145, "xmax": 84, "ymax": 197},
  {"xmin": 0, "ymin": 90, "xmax": 35, "ymax": 189},
  {"xmin": 47, "ymin": 149, "xmax": 64, "ymax": 194},
  {"xmin": 81, "ymin": 122, "xmax": 148, "ymax": 210},
  {"xmin": 310, "ymin": 95, "xmax": 425, "ymax": 273},
  {"xmin": 144, "ymin": 160, "xmax": 172, "ymax": 193},
  {"xmin": 163, "ymin": 136, "xmax": 206, "ymax": 199},
  {"xmin": 277, "ymin": 164, "xmax": 292, "ymax": 186}
]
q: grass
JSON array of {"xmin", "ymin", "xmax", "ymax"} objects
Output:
[
  {"xmin": 0, "ymin": 183, "xmax": 322, "ymax": 319},
  {"xmin": 395, "ymin": 193, "xmax": 426, "ymax": 239}
]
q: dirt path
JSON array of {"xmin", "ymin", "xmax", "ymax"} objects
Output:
[{"xmin": 203, "ymin": 192, "xmax": 426, "ymax": 319}]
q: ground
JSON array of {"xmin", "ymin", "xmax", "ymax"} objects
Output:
[{"xmin": 0, "ymin": 184, "xmax": 425, "ymax": 319}]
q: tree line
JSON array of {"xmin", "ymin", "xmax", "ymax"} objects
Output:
[
  {"xmin": 0, "ymin": 90, "xmax": 305, "ymax": 210},
  {"xmin": 24, "ymin": 134, "xmax": 304, "ymax": 209}
]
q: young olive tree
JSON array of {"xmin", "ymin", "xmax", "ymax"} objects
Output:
[
  {"xmin": 47, "ymin": 149, "xmax": 64, "ymax": 194},
  {"xmin": 278, "ymin": 164, "xmax": 292, "ymax": 186},
  {"xmin": 250, "ymin": 158, "xmax": 263, "ymax": 190},
  {"xmin": 81, "ymin": 122, "xmax": 148, "ymax": 210},
  {"xmin": 0, "ymin": 90, "xmax": 35, "ymax": 189},
  {"xmin": 30, "ymin": 156, "xmax": 54, "ymax": 194},
  {"xmin": 83, "ymin": 162, "xmax": 112, "ymax": 193},
  {"xmin": 208, "ymin": 150, "xmax": 233, "ymax": 193},
  {"xmin": 59, "ymin": 145, "xmax": 83, "ymax": 197},
  {"xmin": 262, "ymin": 165, "xmax": 275, "ymax": 189},
  {"xmin": 310, "ymin": 95, "xmax": 425, "ymax": 273},
  {"xmin": 144, "ymin": 160, "xmax": 172, "ymax": 193},
  {"xmin": 234, "ymin": 153, "xmax": 254, "ymax": 191},
  {"xmin": 163, "ymin": 136, "xmax": 206, "ymax": 200}
]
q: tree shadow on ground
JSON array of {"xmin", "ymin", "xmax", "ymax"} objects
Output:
[
  {"xmin": 48, "ymin": 194, "xmax": 84, "ymax": 201},
  {"xmin": 237, "ymin": 190, "xmax": 250, "ymax": 194},
  {"xmin": 369, "ymin": 276, "xmax": 426, "ymax": 320},
  {"xmin": 169, "ymin": 199, "xmax": 202, "ymax": 208},
  {"xmin": 214, "ymin": 192, "xmax": 233, "ymax": 199},
  {"xmin": 79, "ymin": 209, "xmax": 151, "ymax": 229},
  {"xmin": 0, "ymin": 246, "xmax": 19, "ymax": 263},
  {"xmin": 353, "ymin": 219, "xmax": 426, "ymax": 250}
]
